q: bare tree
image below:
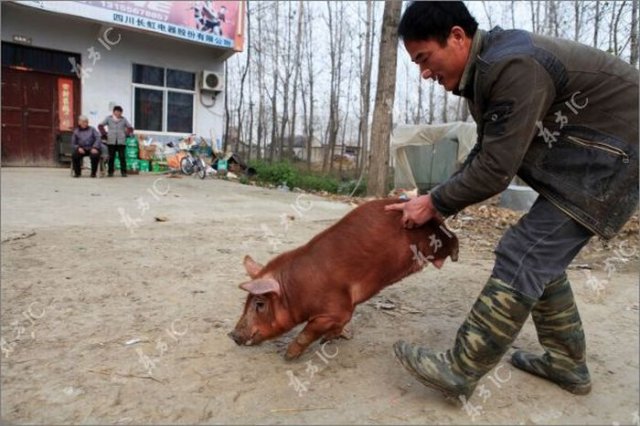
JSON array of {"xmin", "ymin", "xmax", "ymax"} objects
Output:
[
  {"xmin": 631, "ymin": 0, "xmax": 639, "ymax": 66},
  {"xmin": 442, "ymin": 90, "xmax": 449, "ymax": 123},
  {"xmin": 367, "ymin": 0, "xmax": 402, "ymax": 197},
  {"xmin": 574, "ymin": 0, "xmax": 584, "ymax": 41},
  {"xmin": 322, "ymin": 1, "xmax": 346, "ymax": 174},
  {"xmin": 286, "ymin": 0, "xmax": 305, "ymax": 160},
  {"xmin": 414, "ymin": 77, "xmax": 423, "ymax": 124},
  {"xmin": 234, "ymin": 1, "xmax": 251, "ymax": 155},
  {"xmin": 303, "ymin": 1, "xmax": 315, "ymax": 170},
  {"xmin": 223, "ymin": 61, "xmax": 230, "ymax": 152},
  {"xmin": 255, "ymin": 9, "xmax": 266, "ymax": 161},
  {"xmin": 268, "ymin": 1, "xmax": 280, "ymax": 161},
  {"xmin": 594, "ymin": 0, "xmax": 601, "ymax": 48},
  {"xmin": 275, "ymin": 1, "xmax": 294, "ymax": 160},
  {"xmin": 357, "ymin": 0, "xmax": 375, "ymax": 174},
  {"xmin": 481, "ymin": 1, "xmax": 494, "ymax": 28},
  {"xmin": 428, "ymin": 81, "xmax": 435, "ymax": 124},
  {"xmin": 613, "ymin": 1, "xmax": 629, "ymax": 56}
]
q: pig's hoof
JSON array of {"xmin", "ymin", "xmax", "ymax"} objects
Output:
[
  {"xmin": 340, "ymin": 326, "xmax": 353, "ymax": 340},
  {"xmin": 321, "ymin": 326, "xmax": 353, "ymax": 343},
  {"xmin": 284, "ymin": 344, "xmax": 304, "ymax": 361},
  {"xmin": 284, "ymin": 350, "xmax": 301, "ymax": 361}
]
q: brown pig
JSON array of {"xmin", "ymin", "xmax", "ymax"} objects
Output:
[{"xmin": 228, "ymin": 198, "xmax": 458, "ymax": 360}]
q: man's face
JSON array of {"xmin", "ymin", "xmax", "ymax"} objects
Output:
[
  {"xmin": 113, "ymin": 110, "xmax": 123, "ymax": 118},
  {"xmin": 404, "ymin": 26, "xmax": 471, "ymax": 92}
]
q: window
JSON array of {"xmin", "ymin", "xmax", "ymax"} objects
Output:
[{"xmin": 132, "ymin": 64, "xmax": 195, "ymax": 133}]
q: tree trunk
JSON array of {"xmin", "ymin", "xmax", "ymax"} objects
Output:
[
  {"xmin": 529, "ymin": 1, "xmax": 537, "ymax": 33},
  {"xmin": 441, "ymin": 90, "xmax": 448, "ymax": 123},
  {"xmin": 428, "ymin": 82, "xmax": 435, "ymax": 124},
  {"xmin": 323, "ymin": 1, "xmax": 345, "ymax": 174},
  {"xmin": 608, "ymin": 1, "xmax": 616, "ymax": 54},
  {"xmin": 269, "ymin": 1, "xmax": 280, "ymax": 162},
  {"xmin": 415, "ymin": 79, "xmax": 423, "ymax": 124},
  {"xmin": 631, "ymin": 0, "xmax": 639, "ymax": 66},
  {"xmin": 277, "ymin": 0, "xmax": 293, "ymax": 161},
  {"xmin": 357, "ymin": 0, "xmax": 374, "ymax": 175},
  {"xmin": 235, "ymin": 1, "xmax": 251, "ymax": 156},
  {"xmin": 481, "ymin": 1, "xmax": 494, "ymax": 28},
  {"xmin": 288, "ymin": 0, "xmax": 304, "ymax": 162},
  {"xmin": 367, "ymin": 0, "xmax": 401, "ymax": 197},
  {"xmin": 594, "ymin": 0, "xmax": 600, "ymax": 48},
  {"xmin": 248, "ymin": 100, "xmax": 254, "ymax": 162},
  {"xmin": 613, "ymin": 1, "xmax": 628, "ymax": 56},
  {"xmin": 574, "ymin": 0, "xmax": 581, "ymax": 41},
  {"xmin": 305, "ymin": 1, "xmax": 315, "ymax": 171},
  {"xmin": 223, "ymin": 62, "xmax": 230, "ymax": 152}
]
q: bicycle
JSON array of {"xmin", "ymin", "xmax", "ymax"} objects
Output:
[
  {"xmin": 180, "ymin": 147, "xmax": 208, "ymax": 179},
  {"xmin": 177, "ymin": 135, "xmax": 212, "ymax": 179}
]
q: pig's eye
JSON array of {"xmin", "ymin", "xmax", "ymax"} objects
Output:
[{"xmin": 255, "ymin": 300, "xmax": 266, "ymax": 311}]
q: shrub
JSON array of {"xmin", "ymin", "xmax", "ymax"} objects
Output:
[
  {"xmin": 249, "ymin": 160, "xmax": 350, "ymax": 194},
  {"xmin": 251, "ymin": 160, "xmax": 299, "ymax": 187}
]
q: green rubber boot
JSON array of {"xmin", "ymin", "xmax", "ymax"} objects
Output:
[
  {"xmin": 510, "ymin": 274, "xmax": 591, "ymax": 395},
  {"xmin": 393, "ymin": 277, "xmax": 536, "ymax": 401}
]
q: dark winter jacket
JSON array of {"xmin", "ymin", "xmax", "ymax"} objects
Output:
[
  {"xmin": 431, "ymin": 27, "xmax": 639, "ymax": 239},
  {"xmin": 71, "ymin": 126, "xmax": 101, "ymax": 150}
]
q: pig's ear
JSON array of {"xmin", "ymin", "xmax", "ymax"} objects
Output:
[
  {"xmin": 243, "ymin": 255, "xmax": 264, "ymax": 279},
  {"xmin": 239, "ymin": 278, "xmax": 281, "ymax": 297}
]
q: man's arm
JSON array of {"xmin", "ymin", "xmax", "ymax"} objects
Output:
[
  {"xmin": 98, "ymin": 117, "xmax": 108, "ymax": 137},
  {"xmin": 124, "ymin": 118, "xmax": 134, "ymax": 136},
  {"xmin": 431, "ymin": 57, "xmax": 556, "ymax": 217},
  {"xmin": 71, "ymin": 130, "xmax": 79, "ymax": 150},
  {"xmin": 91, "ymin": 128, "xmax": 102, "ymax": 149}
]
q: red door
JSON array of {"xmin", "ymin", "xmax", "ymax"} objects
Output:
[{"xmin": 1, "ymin": 67, "xmax": 56, "ymax": 166}]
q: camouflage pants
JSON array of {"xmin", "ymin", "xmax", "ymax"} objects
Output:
[{"xmin": 492, "ymin": 196, "xmax": 593, "ymax": 299}]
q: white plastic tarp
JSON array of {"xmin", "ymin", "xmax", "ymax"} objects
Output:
[{"xmin": 391, "ymin": 121, "xmax": 477, "ymax": 190}]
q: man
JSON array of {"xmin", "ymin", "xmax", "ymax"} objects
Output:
[
  {"xmin": 99, "ymin": 106, "xmax": 134, "ymax": 177},
  {"xmin": 387, "ymin": 1, "xmax": 638, "ymax": 402},
  {"xmin": 71, "ymin": 115, "xmax": 101, "ymax": 178}
]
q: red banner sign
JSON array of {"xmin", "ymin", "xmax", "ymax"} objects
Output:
[
  {"xmin": 58, "ymin": 78, "xmax": 74, "ymax": 131},
  {"xmin": 17, "ymin": 1, "xmax": 244, "ymax": 51}
]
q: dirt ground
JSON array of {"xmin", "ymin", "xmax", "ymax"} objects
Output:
[{"xmin": 1, "ymin": 167, "xmax": 638, "ymax": 425}]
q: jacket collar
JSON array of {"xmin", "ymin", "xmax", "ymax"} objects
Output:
[{"xmin": 454, "ymin": 29, "xmax": 486, "ymax": 99}]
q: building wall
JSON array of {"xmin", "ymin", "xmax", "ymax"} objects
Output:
[{"xmin": 2, "ymin": 3, "xmax": 229, "ymax": 142}]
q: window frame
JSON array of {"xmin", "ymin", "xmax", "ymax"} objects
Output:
[{"xmin": 131, "ymin": 63, "xmax": 197, "ymax": 136}]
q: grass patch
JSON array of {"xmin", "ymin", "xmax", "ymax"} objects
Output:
[{"xmin": 248, "ymin": 160, "xmax": 366, "ymax": 196}]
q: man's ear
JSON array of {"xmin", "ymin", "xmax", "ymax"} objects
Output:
[
  {"xmin": 239, "ymin": 278, "xmax": 281, "ymax": 297},
  {"xmin": 243, "ymin": 255, "xmax": 264, "ymax": 279},
  {"xmin": 449, "ymin": 25, "xmax": 467, "ymax": 44}
]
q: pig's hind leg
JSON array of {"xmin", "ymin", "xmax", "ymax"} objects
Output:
[
  {"xmin": 285, "ymin": 314, "xmax": 351, "ymax": 360},
  {"xmin": 321, "ymin": 323, "xmax": 353, "ymax": 342}
]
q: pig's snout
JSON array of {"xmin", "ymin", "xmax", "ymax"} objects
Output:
[
  {"xmin": 228, "ymin": 329, "xmax": 258, "ymax": 346},
  {"xmin": 228, "ymin": 330, "xmax": 244, "ymax": 345}
]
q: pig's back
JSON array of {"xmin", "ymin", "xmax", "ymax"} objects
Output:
[{"xmin": 300, "ymin": 199, "xmax": 431, "ymax": 304}]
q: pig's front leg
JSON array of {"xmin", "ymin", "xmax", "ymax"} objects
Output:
[{"xmin": 285, "ymin": 315, "xmax": 349, "ymax": 360}]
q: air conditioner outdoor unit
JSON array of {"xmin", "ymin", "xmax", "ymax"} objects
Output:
[{"xmin": 200, "ymin": 70, "xmax": 224, "ymax": 91}]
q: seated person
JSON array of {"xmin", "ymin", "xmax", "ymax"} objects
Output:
[{"xmin": 71, "ymin": 115, "xmax": 101, "ymax": 177}]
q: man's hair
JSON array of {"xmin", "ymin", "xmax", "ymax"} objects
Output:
[
  {"xmin": 398, "ymin": 1, "xmax": 478, "ymax": 46},
  {"xmin": 113, "ymin": 105, "xmax": 123, "ymax": 113}
]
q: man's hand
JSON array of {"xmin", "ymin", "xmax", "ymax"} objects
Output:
[
  {"xmin": 78, "ymin": 147, "xmax": 85, "ymax": 155},
  {"xmin": 385, "ymin": 194, "xmax": 443, "ymax": 228}
]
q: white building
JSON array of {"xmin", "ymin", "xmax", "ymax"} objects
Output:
[{"xmin": 1, "ymin": 1, "xmax": 244, "ymax": 166}]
